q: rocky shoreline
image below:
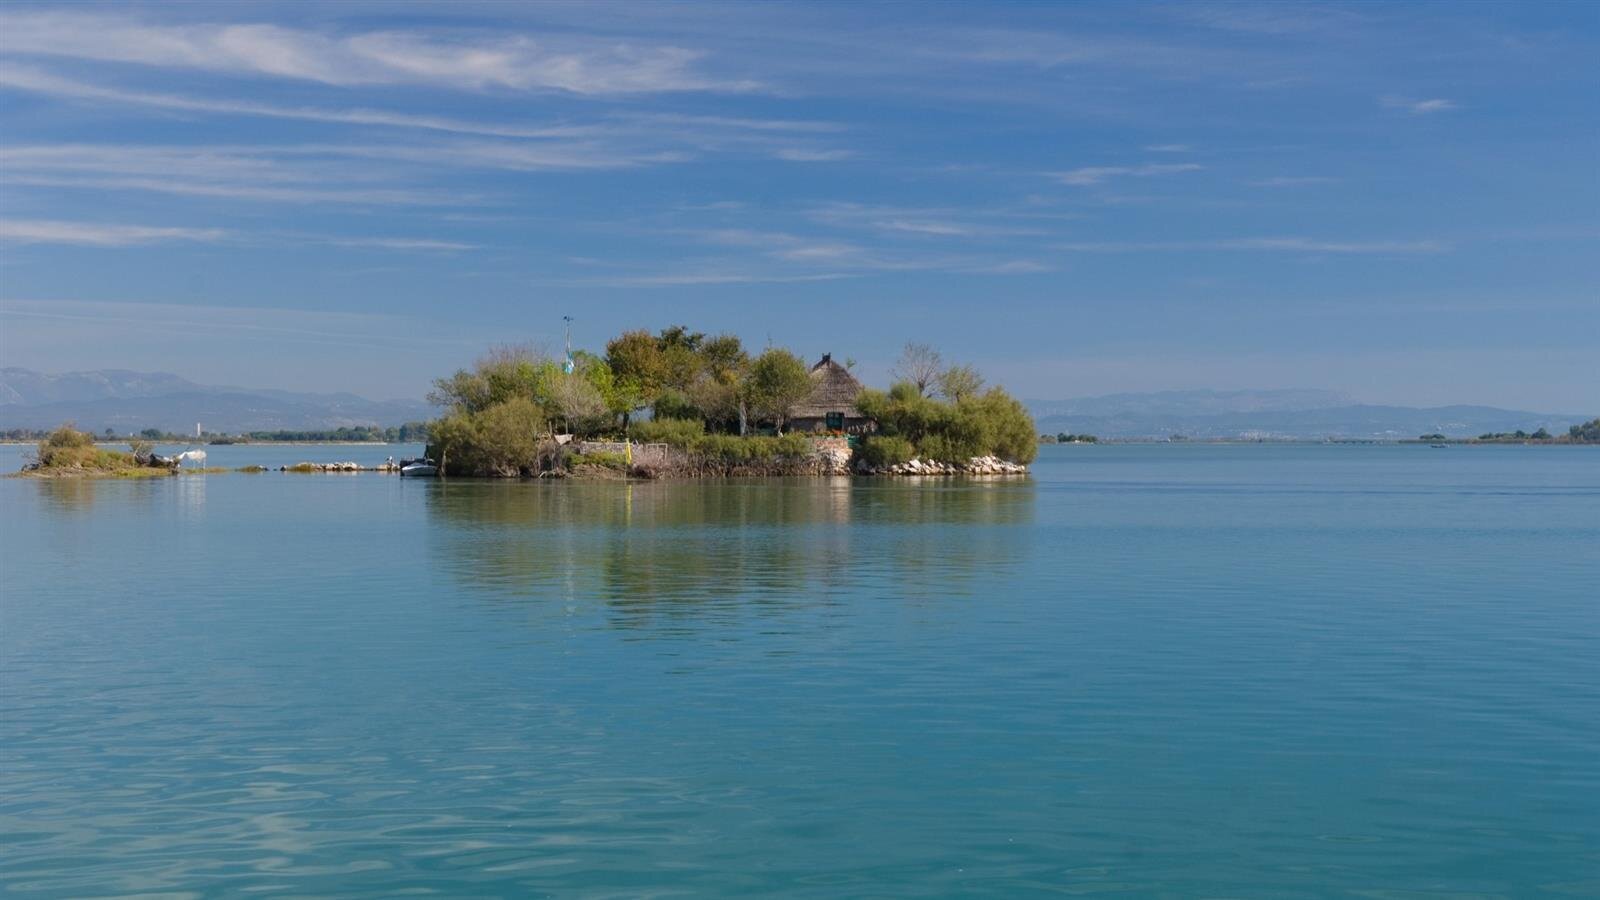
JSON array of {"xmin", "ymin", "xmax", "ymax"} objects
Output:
[{"xmin": 857, "ymin": 455, "xmax": 1029, "ymax": 476}]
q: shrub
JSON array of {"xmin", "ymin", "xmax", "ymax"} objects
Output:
[
  {"xmin": 857, "ymin": 434, "xmax": 915, "ymax": 467},
  {"xmin": 651, "ymin": 389, "xmax": 701, "ymax": 422},
  {"xmin": 772, "ymin": 432, "xmax": 811, "ymax": 458},
  {"xmin": 427, "ymin": 396, "xmax": 551, "ymax": 476},
  {"xmin": 41, "ymin": 424, "xmax": 94, "ymax": 450},
  {"xmin": 31, "ymin": 424, "xmax": 151, "ymax": 472},
  {"xmin": 629, "ymin": 417, "xmax": 705, "ymax": 446},
  {"xmin": 690, "ymin": 432, "xmax": 756, "ymax": 464},
  {"xmin": 285, "ymin": 463, "xmax": 319, "ymax": 473},
  {"xmin": 972, "ymin": 388, "xmax": 1038, "ymax": 464},
  {"xmin": 574, "ymin": 450, "xmax": 629, "ymax": 470},
  {"xmin": 857, "ymin": 381, "xmax": 1037, "ymax": 464}
]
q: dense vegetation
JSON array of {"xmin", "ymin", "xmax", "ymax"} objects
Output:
[
  {"xmin": 1477, "ymin": 428, "xmax": 1552, "ymax": 441},
  {"xmin": 1416, "ymin": 421, "xmax": 1599, "ymax": 444},
  {"xmin": 855, "ymin": 380, "xmax": 1037, "ymax": 465},
  {"xmin": 242, "ymin": 424, "xmax": 430, "ymax": 443},
  {"xmin": 22, "ymin": 425, "xmax": 170, "ymax": 477},
  {"xmin": 1040, "ymin": 433, "xmax": 1098, "ymax": 444},
  {"xmin": 423, "ymin": 329, "xmax": 1037, "ymax": 476}
]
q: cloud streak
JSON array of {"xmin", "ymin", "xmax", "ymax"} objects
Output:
[
  {"xmin": 0, "ymin": 63, "xmax": 595, "ymax": 139},
  {"xmin": 1053, "ymin": 163, "xmax": 1203, "ymax": 186},
  {"xmin": 1058, "ymin": 237, "xmax": 1450, "ymax": 254},
  {"xmin": 0, "ymin": 219, "xmax": 225, "ymax": 246},
  {"xmin": 1380, "ymin": 95, "xmax": 1458, "ymax": 115},
  {"xmin": 0, "ymin": 10, "xmax": 757, "ymax": 95}
]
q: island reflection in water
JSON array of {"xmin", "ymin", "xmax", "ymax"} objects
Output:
[{"xmin": 425, "ymin": 476, "xmax": 1037, "ymax": 627}]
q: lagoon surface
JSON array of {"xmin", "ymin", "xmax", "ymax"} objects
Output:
[{"xmin": 2, "ymin": 444, "xmax": 1597, "ymax": 896}]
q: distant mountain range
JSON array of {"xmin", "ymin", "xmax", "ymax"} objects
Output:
[
  {"xmin": 1, "ymin": 370, "xmax": 1587, "ymax": 440},
  {"xmin": 0, "ymin": 368, "xmax": 434, "ymax": 433},
  {"xmin": 1026, "ymin": 389, "xmax": 1589, "ymax": 440}
]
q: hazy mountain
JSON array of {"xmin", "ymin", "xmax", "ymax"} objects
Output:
[
  {"xmin": 1028, "ymin": 390, "xmax": 1588, "ymax": 439},
  {"xmin": 0, "ymin": 368, "xmax": 433, "ymax": 433},
  {"xmin": 1028, "ymin": 389, "xmax": 1354, "ymax": 419}
]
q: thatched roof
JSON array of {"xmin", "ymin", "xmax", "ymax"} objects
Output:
[{"xmin": 790, "ymin": 354, "xmax": 867, "ymax": 419}]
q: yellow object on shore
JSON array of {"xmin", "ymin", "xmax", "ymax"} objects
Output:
[{"xmin": 625, "ymin": 439, "xmax": 632, "ymax": 465}]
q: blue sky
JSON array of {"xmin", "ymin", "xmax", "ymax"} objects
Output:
[{"xmin": 0, "ymin": 1, "xmax": 1594, "ymax": 410}]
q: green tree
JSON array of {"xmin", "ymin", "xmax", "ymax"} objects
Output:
[
  {"xmin": 605, "ymin": 330, "xmax": 668, "ymax": 423},
  {"xmin": 857, "ymin": 379, "xmax": 1037, "ymax": 463},
  {"xmin": 747, "ymin": 348, "xmax": 812, "ymax": 433},
  {"xmin": 937, "ymin": 363, "xmax": 985, "ymax": 402},
  {"xmin": 428, "ymin": 397, "xmax": 548, "ymax": 477},
  {"xmin": 656, "ymin": 325, "xmax": 707, "ymax": 393},
  {"xmin": 691, "ymin": 333, "xmax": 751, "ymax": 433}
]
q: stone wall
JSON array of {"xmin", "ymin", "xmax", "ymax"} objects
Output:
[{"xmin": 573, "ymin": 441, "xmax": 678, "ymax": 467}]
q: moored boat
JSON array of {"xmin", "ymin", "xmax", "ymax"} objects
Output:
[{"xmin": 399, "ymin": 458, "xmax": 438, "ymax": 477}]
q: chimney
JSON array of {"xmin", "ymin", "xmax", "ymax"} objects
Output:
[{"xmin": 821, "ymin": 353, "xmax": 831, "ymax": 365}]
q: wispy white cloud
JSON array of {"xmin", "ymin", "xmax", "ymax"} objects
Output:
[
  {"xmin": 805, "ymin": 202, "xmax": 1046, "ymax": 237},
  {"xmin": 1, "ymin": 65, "xmax": 853, "ymax": 146},
  {"xmin": 1058, "ymin": 237, "xmax": 1449, "ymax": 254},
  {"xmin": 1052, "ymin": 163, "xmax": 1203, "ymax": 186},
  {"xmin": 568, "ymin": 271, "xmax": 856, "ymax": 287},
  {"xmin": 962, "ymin": 260, "xmax": 1054, "ymax": 274},
  {"xmin": 0, "ymin": 63, "xmax": 596, "ymax": 139},
  {"xmin": 321, "ymin": 237, "xmax": 477, "ymax": 252},
  {"xmin": 0, "ymin": 219, "xmax": 225, "ymax": 246},
  {"xmin": 5, "ymin": 174, "xmax": 458, "ymax": 206},
  {"xmin": 0, "ymin": 10, "xmax": 757, "ymax": 95},
  {"xmin": 1380, "ymin": 95, "xmax": 1458, "ymax": 115},
  {"xmin": 873, "ymin": 219, "xmax": 972, "ymax": 236},
  {"xmin": 772, "ymin": 148, "xmax": 854, "ymax": 162},
  {"xmin": 0, "ymin": 142, "xmax": 671, "ymax": 207},
  {"xmin": 1250, "ymin": 176, "xmax": 1336, "ymax": 187},
  {"xmin": 1143, "ymin": 144, "xmax": 1191, "ymax": 153}
]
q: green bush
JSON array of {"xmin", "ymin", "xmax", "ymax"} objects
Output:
[
  {"xmin": 856, "ymin": 382, "xmax": 1037, "ymax": 464},
  {"xmin": 857, "ymin": 434, "xmax": 914, "ymax": 467},
  {"xmin": 427, "ymin": 396, "xmax": 551, "ymax": 476},
  {"xmin": 772, "ymin": 432, "xmax": 811, "ymax": 458},
  {"xmin": 31, "ymin": 424, "xmax": 153, "ymax": 473},
  {"xmin": 690, "ymin": 432, "xmax": 757, "ymax": 463},
  {"xmin": 41, "ymin": 424, "xmax": 94, "ymax": 450},
  {"xmin": 574, "ymin": 450, "xmax": 629, "ymax": 469},
  {"xmin": 629, "ymin": 417, "xmax": 705, "ymax": 446},
  {"xmin": 675, "ymin": 431, "xmax": 814, "ymax": 473},
  {"xmin": 651, "ymin": 389, "xmax": 701, "ymax": 422}
]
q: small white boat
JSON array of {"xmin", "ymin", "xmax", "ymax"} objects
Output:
[{"xmin": 399, "ymin": 459, "xmax": 438, "ymax": 477}]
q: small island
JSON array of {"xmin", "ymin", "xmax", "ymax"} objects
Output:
[
  {"xmin": 421, "ymin": 328, "xmax": 1036, "ymax": 478},
  {"xmin": 17, "ymin": 426, "xmax": 181, "ymax": 478}
]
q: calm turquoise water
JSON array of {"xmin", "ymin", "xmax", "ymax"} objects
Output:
[{"xmin": 2, "ymin": 444, "xmax": 1597, "ymax": 897}]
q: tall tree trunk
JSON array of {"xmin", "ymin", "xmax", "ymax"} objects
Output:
[{"xmin": 738, "ymin": 400, "xmax": 748, "ymax": 436}]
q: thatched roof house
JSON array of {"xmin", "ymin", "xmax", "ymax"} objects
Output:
[{"xmin": 790, "ymin": 354, "xmax": 875, "ymax": 434}]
